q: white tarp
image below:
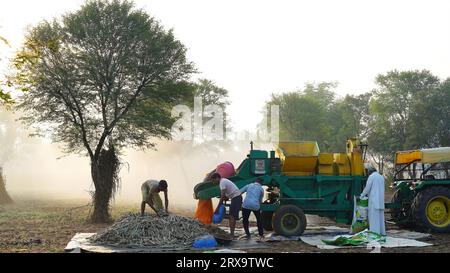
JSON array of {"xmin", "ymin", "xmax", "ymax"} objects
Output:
[
  {"xmin": 299, "ymin": 228, "xmax": 432, "ymax": 249},
  {"xmin": 65, "ymin": 229, "xmax": 267, "ymax": 253},
  {"xmin": 66, "ymin": 226, "xmax": 432, "ymax": 252},
  {"xmin": 300, "ymin": 234, "xmax": 432, "ymax": 249},
  {"xmin": 65, "ymin": 233, "xmax": 189, "ymax": 253},
  {"xmin": 266, "ymin": 226, "xmax": 349, "ymax": 242},
  {"xmin": 264, "ymin": 226, "xmax": 432, "ymax": 249}
]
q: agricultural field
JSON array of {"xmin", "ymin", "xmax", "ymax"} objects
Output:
[{"xmin": 0, "ymin": 198, "xmax": 449, "ymax": 253}]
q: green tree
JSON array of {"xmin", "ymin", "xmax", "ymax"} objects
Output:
[
  {"xmin": 195, "ymin": 78, "xmax": 230, "ymax": 142},
  {"xmin": 263, "ymin": 70, "xmax": 447, "ymax": 176},
  {"xmin": 164, "ymin": 79, "xmax": 231, "ymax": 184},
  {"xmin": 194, "ymin": 79, "xmax": 229, "ymax": 109},
  {"xmin": 0, "ymin": 33, "xmax": 13, "ymax": 105},
  {"xmin": 13, "ymin": 0, "xmax": 195, "ymax": 222},
  {"xmin": 367, "ymin": 69, "xmax": 447, "ymax": 174},
  {"xmin": 265, "ymin": 82, "xmax": 367, "ymax": 151},
  {"xmin": 170, "ymin": 78, "xmax": 230, "ymax": 144},
  {"xmin": 327, "ymin": 93, "xmax": 372, "ymax": 151},
  {"xmin": 433, "ymin": 79, "xmax": 450, "ymax": 146}
]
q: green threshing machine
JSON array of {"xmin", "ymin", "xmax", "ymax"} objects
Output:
[
  {"xmin": 194, "ymin": 139, "xmax": 369, "ymax": 236},
  {"xmin": 194, "ymin": 140, "xmax": 450, "ymax": 235}
]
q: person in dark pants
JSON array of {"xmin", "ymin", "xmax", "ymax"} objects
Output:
[
  {"xmin": 211, "ymin": 172, "xmax": 242, "ymax": 238},
  {"xmin": 240, "ymin": 178, "xmax": 265, "ymax": 239}
]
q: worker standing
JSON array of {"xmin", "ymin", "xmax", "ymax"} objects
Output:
[
  {"xmin": 240, "ymin": 177, "xmax": 265, "ymax": 239},
  {"xmin": 360, "ymin": 166, "xmax": 386, "ymax": 235},
  {"xmin": 211, "ymin": 173, "xmax": 242, "ymax": 238},
  {"xmin": 141, "ymin": 179, "xmax": 169, "ymax": 216}
]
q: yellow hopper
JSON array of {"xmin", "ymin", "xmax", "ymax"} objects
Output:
[{"xmin": 277, "ymin": 141, "xmax": 320, "ymax": 176}]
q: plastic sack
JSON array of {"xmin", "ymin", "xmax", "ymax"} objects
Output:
[
  {"xmin": 323, "ymin": 229, "xmax": 386, "ymax": 246},
  {"xmin": 351, "ymin": 196, "xmax": 368, "ymax": 234},
  {"xmin": 193, "ymin": 235, "xmax": 217, "ymax": 248},
  {"xmin": 212, "ymin": 204, "xmax": 225, "ymax": 224},
  {"xmin": 195, "ymin": 199, "xmax": 214, "ymax": 225},
  {"xmin": 216, "ymin": 162, "xmax": 236, "ymax": 178}
]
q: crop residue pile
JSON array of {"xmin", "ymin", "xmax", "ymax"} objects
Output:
[{"xmin": 90, "ymin": 213, "xmax": 208, "ymax": 248}]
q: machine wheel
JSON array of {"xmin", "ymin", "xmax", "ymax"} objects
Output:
[
  {"xmin": 272, "ymin": 205, "xmax": 307, "ymax": 236},
  {"xmin": 390, "ymin": 189, "xmax": 413, "ymax": 228},
  {"xmin": 411, "ymin": 186, "xmax": 450, "ymax": 233},
  {"xmin": 261, "ymin": 211, "xmax": 274, "ymax": 231}
]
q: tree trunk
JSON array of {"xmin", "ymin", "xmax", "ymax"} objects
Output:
[
  {"xmin": 90, "ymin": 164, "xmax": 112, "ymax": 223},
  {"xmin": 89, "ymin": 145, "xmax": 121, "ymax": 223},
  {"xmin": 0, "ymin": 167, "xmax": 13, "ymax": 205}
]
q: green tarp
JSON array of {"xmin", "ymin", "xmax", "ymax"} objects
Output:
[{"xmin": 322, "ymin": 229, "xmax": 386, "ymax": 246}]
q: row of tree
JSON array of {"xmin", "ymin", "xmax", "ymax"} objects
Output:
[{"xmin": 266, "ymin": 70, "xmax": 450, "ymax": 177}]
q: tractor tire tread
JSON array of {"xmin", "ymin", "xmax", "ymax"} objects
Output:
[
  {"xmin": 272, "ymin": 205, "xmax": 307, "ymax": 236},
  {"xmin": 411, "ymin": 186, "xmax": 450, "ymax": 233}
]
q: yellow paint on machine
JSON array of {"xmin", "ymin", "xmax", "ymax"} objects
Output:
[
  {"xmin": 277, "ymin": 141, "xmax": 319, "ymax": 176},
  {"xmin": 396, "ymin": 147, "xmax": 450, "ymax": 164}
]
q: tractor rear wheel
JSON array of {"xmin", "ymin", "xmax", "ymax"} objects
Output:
[
  {"xmin": 411, "ymin": 186, "xmax": 450, "ymax": 233},
  {"xmin": 261, "ymin": 211, "xmax": 274, "ymax": 231},
  {"xmin": 272, "ymin": 205, "xmax": 307, "ymax": 236},
  {"xmin": 390, "ymin": 189, "xmax": 413, "ymax": 228}
]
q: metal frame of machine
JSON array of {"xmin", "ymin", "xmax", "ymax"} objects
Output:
[{"xmin": 194, "ymin": 138, "xmax": 368, "ymax": 236}]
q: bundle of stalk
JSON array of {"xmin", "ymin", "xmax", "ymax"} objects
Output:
[{"xmin": 90, "ymin": 213, "xmax": 209, "ymax": 248}]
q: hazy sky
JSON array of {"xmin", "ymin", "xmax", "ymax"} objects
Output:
[{"xmin": 1, "ymin": 0, "xmax": 450, "ymax": 131}]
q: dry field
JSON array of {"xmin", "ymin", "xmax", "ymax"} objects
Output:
[{"xmin": 0, "ymin": 198, "xmax": 448, "ymax": 253}]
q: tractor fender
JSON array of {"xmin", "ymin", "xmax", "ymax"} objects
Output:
[{"xmin": 415, "ymin": 180, "xmax": 450, "ymax": 191}]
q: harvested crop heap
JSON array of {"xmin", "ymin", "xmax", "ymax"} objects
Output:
[{"xmin": 90, "ymin": 213, "xmax": 208, "ymax": 248}]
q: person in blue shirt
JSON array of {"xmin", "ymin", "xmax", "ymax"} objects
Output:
[{"xmin": 240, "ymin": 177, "xmax": 265, "ymax": 239}]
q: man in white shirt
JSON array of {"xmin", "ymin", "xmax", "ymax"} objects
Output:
[
  {"xmin": 360, "ymin": 166, "xmax": 386, "ymax": 235},
  {"xmin": 211, "ymin": 172, "xmax": 242, "ymax": 237}
]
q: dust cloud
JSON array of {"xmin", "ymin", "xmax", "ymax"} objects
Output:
[{"xmin": 0, "ymin": 109, "xmax": 267, "ymax": 211}]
